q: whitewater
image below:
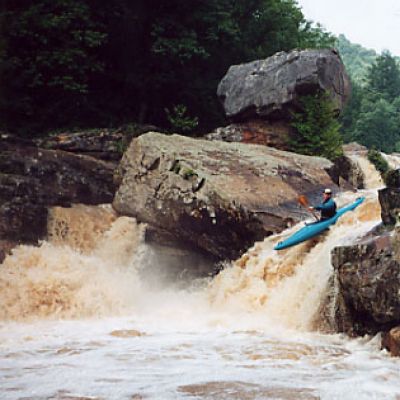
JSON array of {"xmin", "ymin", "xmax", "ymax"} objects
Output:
[{"xmin": 1, "ymin": 159, "xmax": 399, "ymax": 400}]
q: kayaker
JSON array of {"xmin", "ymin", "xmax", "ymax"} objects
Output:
[{"xmin": 309, "ymin": 188, "xmax": 337, "ymax": 221}]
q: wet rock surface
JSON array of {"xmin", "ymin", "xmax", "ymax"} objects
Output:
[
  {"xmin": 384, "ymin": 168, "xmax": 400, "ymax": 188},
  {"xmin": 379, "ymin": 188, "xmax": 400, "ymax": 226},
  {"xmin": 379, "ymin": 169, "xmax": 400, "ymax": 226},
  {"xmin": 0, "ymin": 240, "xmax": 18, "ymax": 264},
  {"xmin": 217, "ymin": 48, "xmax": 350, "ymax": 122},
  {"xmin": 328, "ymin": 154, "xmax": 365, "ymax": 190},
  {"xmin": 331, "ymin": 233, "xmax": 400, "ymax": 336},
  {"xmin": 321, "ymin": 174, "xmax": 400, "ymax": 355},
  {"xmin": 382, "ymin": 326, "xmax": 400, "ymax": 356},
  {"xmin": 113, "ymin": 131, "xmax": 336, "ymax": 260},
  {"xmin": 0, "ymin": 134, "xmax": 117, "ymax": 246}
]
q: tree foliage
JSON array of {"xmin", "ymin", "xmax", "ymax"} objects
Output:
[
  {"xmin": 365, "ymin": 51, "xmax": 400, "ymax": 102},
  {"xmin": 352, "ymin": 97, "xmax": 400, "ymax": 153},
  {"xmin": 289, "ymin": 92, "xmax": 343, "ymax": 160},
  {"xmin": 165, "ymin": 104, "xmax": 199, "ymax": 133},
  {"xmin": 340, "ymin": 49, "xmax": 400, "ymax": 153},
  {"xmin": 336, "ymin": 34, "xmax": 378, "ymax": 83},
  {"xmin": 367, "ymin": 149, "xmax": 390, "ymax": 177},
  {"xmin": 339, "ymin": 78, "xmax": 364, "ymax": 142},
  {"xmin": 1, "ymin": 0, "xmax": 107, "ymax": 134},
  {"xmin": 0, "ymin": 0, "xmax": 335, "ymax": 136}
]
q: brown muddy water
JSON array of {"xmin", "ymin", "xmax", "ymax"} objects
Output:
[{"xmin": 0, "ymin": 187, "xmax": 399, "ymax": 399}]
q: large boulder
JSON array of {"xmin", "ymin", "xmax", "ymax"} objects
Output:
[
  {"xmin": 330, "ymin": 232, "xmax": 400, "ymax": 336},
  {"xmin": 113, "ymin": 132, "xmax": 336, "ymax": 260},
  {"xmin": 378, "ymin": 171, "xmax": 400, "ymax": 225},
  {"xmin": 328, "ymin": 154, "xmax": 365, "ymax": 190},
  {"xmin": 318, "ymin": 171, "xmax": 400, "ymax": 341},
  {"xmin": 0, "ymin": 134, "xmax": 117, "ymax": 246},
  {"xmin": 217, "ymin": 48, "xmax": 350, "ymax": 121},
  {"xmin": 382, "ymin": 326, "xmax": 400, "ymax": 356},
  {"xmin": 384, "ymin": 168, "xmax": 400, "ymax": 188}
]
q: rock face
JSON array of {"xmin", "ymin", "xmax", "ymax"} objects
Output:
[
  {"xmin": 323, "ymin": 175, "xmax": 400, "ymax": 340},
  {"xmin": 113, "ymin": 132, "xmax": 336, "ymax": 260},
  {"xmin": 205, "ymin": 120, "xmax": 291, "ymax": 150},
  {"xmin": 382, "ymin": 326, "xmax": 400, "ymax": 356},
  {"xmin": 379, "ymin": 169, "xmax": 400, "ymax": 225},
  {"xmin": 330, "ymin": 232, "xmax": 400, "ymax": 335},
  {"xmin": 320, "ymin": 175, "xmax": 400, "ymax": 356},
  {"xmin": 0, "ymin": 134, "xmax": 117, "ymax": 251},
  {"xmin": 328, "ymin": 154, "xmax": 365, "ymax": 190},
  {"xmin": 35, "ymin": 125, "xmax": 157, "ymax": 162},
  {"xmin": 0, "ymin": 240, "xmax": 17, "ymax": 264},
  {"xmin": 342, "ymin": 142, "xmax": 368, "ymax": 155},
  {"xmin": 217, "ymin": 48, "xmax": 350, "ymax": 121}
]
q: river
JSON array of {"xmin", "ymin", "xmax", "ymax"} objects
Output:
[{"xmin": 1, "ymin": 158, "xmax": 399, "ymax": 400}]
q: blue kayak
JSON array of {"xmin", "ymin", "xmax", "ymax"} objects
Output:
[{"xmin": 274, "ymin": 197, "xmax": 365, "ymax": 251}]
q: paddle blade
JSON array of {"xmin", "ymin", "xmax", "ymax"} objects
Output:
[{"xmin": 298, "ymin": 195, "xmax": 309, "ymax": 208}]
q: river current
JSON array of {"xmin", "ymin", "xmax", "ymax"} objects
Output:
[{"xmin": 1, "ymin": 158, "xmax": 399, "ymax": 400}]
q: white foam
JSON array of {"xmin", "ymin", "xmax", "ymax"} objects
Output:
[{"xmin": 0, "ymin": 159, "xmax": 397, "ymax": 399}]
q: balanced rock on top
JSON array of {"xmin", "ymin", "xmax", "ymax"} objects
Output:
[{"xmin": 217, "ymin": 48, "xmax": 350, "ymax": 122}]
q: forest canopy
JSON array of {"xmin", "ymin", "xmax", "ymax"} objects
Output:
[
  {"xmin": 339, "ymin": 48, "xmax": 400, "ymax": 153},
  {"xmin": 0, "ymin": 0, "xmax": 335, "ymax": 136}
]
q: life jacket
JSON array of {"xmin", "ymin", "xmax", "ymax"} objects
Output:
[{"xmin": 320, "ymin": 198, "xmax": 337, "ymax": 220}]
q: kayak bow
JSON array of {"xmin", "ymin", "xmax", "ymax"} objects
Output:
[{"xmin": 274, "ymin": 197, "xmax": 365, "ymax": 251}]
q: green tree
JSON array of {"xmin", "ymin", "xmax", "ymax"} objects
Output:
[
  {"xmin": 102, "ymin": 0, "xmax": 335, "ymax": 132},
  {"xmin": 165, "ymin": 104, "xmax": 199, "ymax": 133},
  {"xmin": 352, "ymin": 98, "xmax": 399, "ymax": 153},
  {"xmin": 0, "ymin": 0, "xmax": 336, "ymax": 136},
  {"xmin": 289, "ymin": 91, "xmax": 343, "ymax": 160},
  {"xmin": 1, "ymin": 0, "xmax": 107, "ymax": 134},
  {"xmin": 365, "ymin": 51, "xmax": 400, "ymax": 102},
  {"xmin": 336, "ymin": 34, "xmax": 378, "ymax": 83},
  {"xmin": 338, "ymin": 47, "xmax": 400, "ymax": 149},
  {"xmin": 367, "ymin": 149, "xmax": 390, "ymax": 177},
  {"xmin": 339, "ymin": 79, "xmax": 365, "ymax": 142},
  {"xmin": 298, "ymin": 22, "xmax": 336, "ymax": 49}
]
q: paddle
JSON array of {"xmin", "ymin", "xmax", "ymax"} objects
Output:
[{"xmin": 298, "ymin": 195, "xmax": 319, "ymax": 221}]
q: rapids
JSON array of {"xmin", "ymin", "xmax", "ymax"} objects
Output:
[{"xmin": 0, "ymin": 156, "xmax": 399, "ymax": 399}]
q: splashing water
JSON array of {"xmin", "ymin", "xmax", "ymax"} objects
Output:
[
  {"xmin": 348, "ymin": 153, "xmax": 384, "ymax": 189},
  {"xmin": 47, "ymin": 204, "xmax": 118, "ymax": 253},
  {"xmin": 0, "ymin": 209, "xmax": 146, "ymax": 321},
  {"xmin": 1, "ymin": 163, "xmax": 399, "ymax": 398},
  {"xmin": 382, "ymin": 152, "xmax": 400, "ymax": 170},
  {"xmin": 207, "ymin": 192, "xmax": 381, "ymax": 331}
]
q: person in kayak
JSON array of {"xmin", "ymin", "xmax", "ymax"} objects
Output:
[{"xmin": 309, "ymin": 188, "xmax": 337, "ymax": 221}]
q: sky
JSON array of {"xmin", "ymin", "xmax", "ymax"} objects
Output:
[{"xmin": 296, "ymin": 0, "xmax": 400, "ymax": 56}]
